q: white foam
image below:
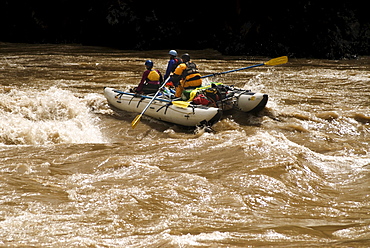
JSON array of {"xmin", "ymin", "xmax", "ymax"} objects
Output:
[{"xmin": 0, "ymin": 87, "xmax": 106, "ymax": 145}]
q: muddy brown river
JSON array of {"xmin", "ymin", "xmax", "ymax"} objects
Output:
[{"xmin": 0, "ymin": 43, "xmax": 369, "ymax": 247}]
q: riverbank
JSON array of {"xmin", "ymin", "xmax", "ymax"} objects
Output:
[{"xmin": 0, "ymin": 1, "xmax": 369, "ymax": 59}]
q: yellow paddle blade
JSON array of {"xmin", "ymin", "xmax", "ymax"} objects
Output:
[
  {"xmin": 131, "ymin": 114, "xmax": 142, "ymax": 129},
  {"xmin": 264, "ymin": 56, "xmax": 288, "ymax": 66},
  {"xmin": 172, "ymin": 101, "xmax": 190, "ymax": 108}
]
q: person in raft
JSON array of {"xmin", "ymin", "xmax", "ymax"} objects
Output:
[
  {"xmin": 133, "ymin": 60, "xmax": 163, "ymax": 94},
  {"xmin": 164, "ymin": 50, "xmax": 182, "ymax": 87},
  {"xmin": 171, "ymin": 53, "xmax": 202, "ymax": 98}
]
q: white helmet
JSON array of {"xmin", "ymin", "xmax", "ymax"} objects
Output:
[{"xmin": 169, "ymin": 50, "xmax": 177, "ymax": 56}]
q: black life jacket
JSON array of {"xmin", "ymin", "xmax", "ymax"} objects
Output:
[{"xmin": 181, "ymin": 61, "xmax": 199, "ymax": 79}]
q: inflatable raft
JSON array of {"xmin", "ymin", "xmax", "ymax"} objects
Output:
[
  {"xmin": 104, "ymin": 87, "xmax": 222, "ymax": 127},
  {"xmin": 104, "ymin": 83, "xmax": 268, "ymax": 127}
]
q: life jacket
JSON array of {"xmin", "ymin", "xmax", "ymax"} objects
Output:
[
  {"xmin": 181, "ymin": 62, "xmax": 199, "ymax": 79},
  {"xmin": 173, "ymin": 62, "xmax": 202, "ymax": 98},
  {"xmin": 146, "ymin": 69, "xmax": 161, "ymax": 83},
  {"xmin": 203, "ymin": 87, "xmax": 220, "ymax": 107}
]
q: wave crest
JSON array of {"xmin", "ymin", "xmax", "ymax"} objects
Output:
[{"xmin": 0, "ymin": 87, "xmax": 106, "ymax": 145}]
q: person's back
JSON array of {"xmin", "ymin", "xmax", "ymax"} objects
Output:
[
  {"xmin": 164, "ymin": 50, "xmax": 182, "ymax": 85},
  {"xmin": 134, "ymin": 60, "xmax": 163, "ymax": 94},
  {"xmin": 172, "ymin": 53, "xmax": 202, "ymax": 98},
  {"xmin": 147, "ymin": 69, "xmax": 161, "ymax": 82}
]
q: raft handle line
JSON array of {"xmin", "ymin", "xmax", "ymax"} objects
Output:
[{"xmin": 113, "ymin": 90, "xmax": 171, "ymax": 103}]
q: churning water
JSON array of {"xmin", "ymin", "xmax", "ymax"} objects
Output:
[{"xmin": 0, "ymin": 43, "xmax": 369, "ymax": 247}]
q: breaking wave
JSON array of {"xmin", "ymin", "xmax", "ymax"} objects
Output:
[{"xmin": 0, "ymin": 87, "xmax": 106, "ymax": 145}]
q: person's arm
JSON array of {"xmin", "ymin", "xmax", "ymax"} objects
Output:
[
  {"xmin": 136, "ymin": 70, "xmax": 150, "ymax": 92},
  {"xmin": 164, "ymin": 60, "xmax": 175, "ymax": 80},
  {"xmin": 157, "ymin": 69, "xmax": 163, "ymax": 83},
  {"xmin": 171, "ymin": 63, "xmax": 185, "ymax": 85}
]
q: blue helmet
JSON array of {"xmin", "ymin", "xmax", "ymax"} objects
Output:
[{"xmin": 145, "ymin": 60, "xmax": 153, "ymax": 67}]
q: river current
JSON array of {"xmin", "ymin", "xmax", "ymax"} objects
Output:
[{"xmin": 0, "ymin": 43, "xmax": 369, "ymax": 247}]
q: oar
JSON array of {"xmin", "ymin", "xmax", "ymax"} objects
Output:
[
  {"xmin": 201, "ymin": 56, "xmax": 288, "ymax": 79},
  {"xmin": 131, "ymin": 77, "xmax": 171, "ymax": 129},
  {"xmin": 185, "ymin": 56, "xmax": 287, "ymax": 101}
]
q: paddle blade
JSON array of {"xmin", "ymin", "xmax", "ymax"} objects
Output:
[
  {"xmin": 172, "ymin": 101, "xmax": 190, "ymax": 108},
  {"xmin": 264, "ymin": 56, "xmax": 288, "ymax": 66},
  {"xmin": 131, "ymin": 114, "xmax": 142, "ymax": 129}
]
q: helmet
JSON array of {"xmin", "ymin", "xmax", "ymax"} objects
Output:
[
  {"xmin": 169, "ymin": 50, "xmax": 177, "ymax": 56},
  {"xmin": 145, "ymin": 60, "xmax": 153, "ymax": 67},
  {"xmin": 181, "ymin": 53, "xmax": 190, "ymax": 61}
]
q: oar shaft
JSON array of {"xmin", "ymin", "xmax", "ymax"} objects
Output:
[
  {"xmin": 131, "ymin": 77, "xmax": 171, "ymax": 128},
  {"xmin": 139, "ymin": 86, "xmax": 163, "ymax": 116},
  {"xmin": 201, "ymin": 63, "xmax": 264, "ymax": 79}
]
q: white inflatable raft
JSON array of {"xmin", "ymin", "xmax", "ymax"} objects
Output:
[
  {"xmin": 229, "ymin": 89, "xmax": 268, "ymax": 112},
  {"xmin": 104, "ymin": 84, "xmax": 268, "ymax": 127},
  {"xmin": 104, "ymin": 87, "xmax": 222, "ymax": 127}
]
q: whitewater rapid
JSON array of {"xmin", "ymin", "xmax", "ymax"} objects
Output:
[{"xmin": 0, "ymin": 43, "xmax": 369, "ymax": 247}]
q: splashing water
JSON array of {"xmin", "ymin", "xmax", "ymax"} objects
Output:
[
  {"xmin": 0, "ymin": 87, "xmax": 106, "ymax": 145},
  {"xmin": 1, "ymin": 44, "xmax": 369, "ymax": 247}
]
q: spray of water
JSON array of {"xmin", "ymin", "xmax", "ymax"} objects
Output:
[{"xmin": 0, "ymin": 87, "xmax": 106, "ymax": 145}]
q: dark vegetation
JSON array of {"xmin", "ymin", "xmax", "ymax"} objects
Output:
[{"xmin": 1, "ymin": 1, "xmax": 369, "ymax": 59}]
